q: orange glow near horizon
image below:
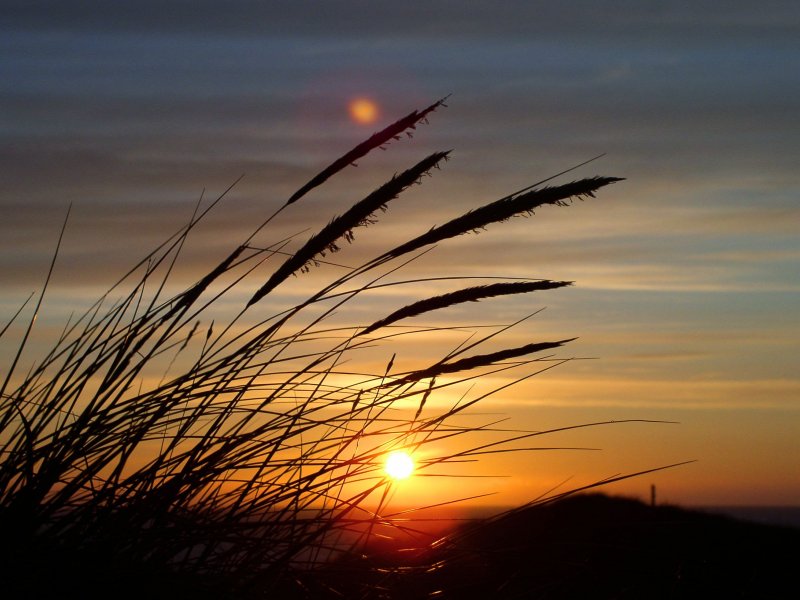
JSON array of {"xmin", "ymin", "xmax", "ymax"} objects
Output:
[{"xmin": 348, "ymin": 97, "xmax": 379, "ymax": 124}]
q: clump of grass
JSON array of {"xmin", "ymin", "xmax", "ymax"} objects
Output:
[{"xmin": 1, "ymin": 99, "xmax": 633, "ymax": 598}]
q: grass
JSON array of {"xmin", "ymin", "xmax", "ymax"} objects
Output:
[{"xmin": 0, "ymin": 99, "xmax": 657, "ymax": 598}]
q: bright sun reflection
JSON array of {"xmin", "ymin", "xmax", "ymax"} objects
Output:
[
  {"xmin": 348, "ymin": 97, "xmax": 379, "ymax": 124},
  {"xmin": 384, "ymin": 450, "xmax": 414, "ymax": 480}
]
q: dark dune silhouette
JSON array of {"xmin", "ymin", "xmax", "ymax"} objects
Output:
[{"xmin": 324, "ymin": 493, "xmax": 799, "ymax": 599}]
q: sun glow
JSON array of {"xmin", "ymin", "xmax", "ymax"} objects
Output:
[
  {"xmin": 384, "ymin": 450, "xmax": 414, "ymax": 480},
  {"xmin": 348, "ymin": 97, "xmax": 379, "ymax": 124}
]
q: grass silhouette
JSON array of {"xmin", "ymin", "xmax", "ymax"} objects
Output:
[{"xmin": 0, "ymin": 99, "xmax": 646, "ymax": 598}]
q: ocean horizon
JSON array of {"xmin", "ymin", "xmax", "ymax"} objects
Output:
[{"xmin": 692, "ymin": 505, "xmax": 800, "ymax": 529}]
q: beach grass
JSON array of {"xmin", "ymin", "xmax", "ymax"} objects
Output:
[{"xmin": 0, "ymin": 100, "xmax": 635, "ymax": 598}]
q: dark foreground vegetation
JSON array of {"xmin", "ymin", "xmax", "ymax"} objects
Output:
[{"xmin": 4, "ymin": 492, "xmax": 794, "ymax": 599}]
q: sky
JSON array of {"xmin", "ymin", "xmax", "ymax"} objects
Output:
[{"xmin": 1, "ymin": 1, "xmax": 798, "ymax": 507}]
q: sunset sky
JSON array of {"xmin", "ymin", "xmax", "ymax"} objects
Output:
[{"xmin": 2, "ymin": 1, "xmax": 798, "ymax": 507}]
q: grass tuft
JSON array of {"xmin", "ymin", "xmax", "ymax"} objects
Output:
[{"xmin": 0, "ymin": 100, "xmax": 629, "ymax": 598}]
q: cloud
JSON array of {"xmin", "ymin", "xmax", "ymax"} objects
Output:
[
  {"xmin": 480, "ymin": 375, "xmax": 800, "ymax": 410},
  {"xmin": 3, "ymin": 1, "xmax": 798, "ymax": 43}
]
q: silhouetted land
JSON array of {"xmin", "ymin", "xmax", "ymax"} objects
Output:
[
  {"xmin": 321, "ymin": 493, "xmax": 800, "ymax": 599},
  {"xmin": 4, "ymin": 493, "xmax": 797, "ymax": 599}
]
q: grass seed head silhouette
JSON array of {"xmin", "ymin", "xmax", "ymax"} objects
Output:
[{"xmin": 0, "ymin": 99, "xmax": 637, "ymax": 598}]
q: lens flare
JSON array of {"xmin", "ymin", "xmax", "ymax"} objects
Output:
[
  {"xmin": 384, "ymin": 450, "xmax": 414, "ymax": 480},
  {"xmin": 349, "ymin": 97, "xmax": 379, "ymax": 124}
]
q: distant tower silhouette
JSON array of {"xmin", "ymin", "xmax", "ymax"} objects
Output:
[{"xmin": 650, "ymin": 484, "xmax": 657, "ymax": 507}]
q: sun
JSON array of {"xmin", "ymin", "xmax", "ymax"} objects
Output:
[
  {"xmin": 348, "ymin": 97, "xmax": 379, "ymax": 125},
  {"xmin": 384, "ymin": 450, "xmax": 414, "ymax": 480}
]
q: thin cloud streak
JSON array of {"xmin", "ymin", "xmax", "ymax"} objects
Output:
[
  {"xmin": 475, "ymin": 376, "xmax": 800, "ymax": 411},
  {"xmin": 3, "ymin": 1, "xmax": 799, "ymax": 42}
]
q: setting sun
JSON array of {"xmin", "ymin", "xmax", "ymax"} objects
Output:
[
  {"xmin": 384, "ymin": 450, "xmax": 414, "ymax": 480},
  {"xmin": 348, "ymin": 97, "xmax": 379, "ymax": 124}
]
